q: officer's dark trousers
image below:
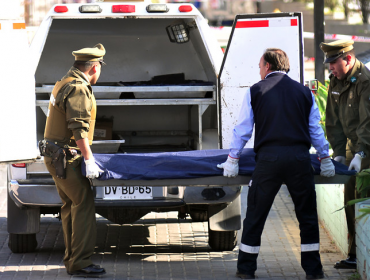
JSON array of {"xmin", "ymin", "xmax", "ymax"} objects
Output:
[
  {"xmin": 44, "ymin": 155, "xmax": 96, "ymax": 273},
  {"xmin": 237, "ymin": 145, "xmax": 323, "ymax": 276}
]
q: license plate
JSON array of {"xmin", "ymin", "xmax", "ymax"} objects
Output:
[{"xmin": 103, "ymin": 186, "xmax": 153, "ymax": 200}]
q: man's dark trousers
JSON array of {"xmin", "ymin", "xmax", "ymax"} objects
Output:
[{"xmin": 237, "ymin": 145, "xmax": 323, "ymax": 276}]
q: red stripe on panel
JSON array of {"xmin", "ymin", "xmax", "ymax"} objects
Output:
[{"xmin": 236, "ymin": 20, "xmax": 269, "ymax": 28}]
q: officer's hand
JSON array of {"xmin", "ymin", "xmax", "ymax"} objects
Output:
[
  {"xmin": 348, "ymin": 154, "xmax": 362, "ymax": 173},
  {"xmin": 85, "ymin": 157, "xmax": 103, "ymax": 179},
  {"xmin": 320, "ymin": 157, "xmax": 335, "ymax": 177},
  {"xmin": 217, "ymin": 156, "xmax": 239, "ymax": 177},
  {"xmin": 334, "ymin": 156, "xmax": 346, "ymax": 165}
]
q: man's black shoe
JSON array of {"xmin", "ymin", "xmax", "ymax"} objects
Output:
[
  {"xmin": 334, "ymin": 256, "xmax": 357, "ymax": 269},
  {"xmin": 236, "ymin": 270, "xmax": 255, "ymax": 279},
  {"xmin": 306, "ymin": 272, "xmax": 325, "ymax": 279},
  {"xmin": 68, "ymin": 264, "xmax": 106, "ymax": 276}
]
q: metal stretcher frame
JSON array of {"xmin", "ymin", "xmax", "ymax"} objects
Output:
[{"xmin": 91, "ymin": 174, "xmax": 351, "ymax": 187}]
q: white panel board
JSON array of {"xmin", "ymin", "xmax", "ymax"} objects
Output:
[
  {"xmin": 0, "ymin": 20, "xmax": 38, "ymax": 163},
  {"xmin": 220, "ymin": 14, "xmax": 303, "ymax": 149}
]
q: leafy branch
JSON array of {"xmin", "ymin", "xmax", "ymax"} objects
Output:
[{"xmin": 334, "ymin": 169, "xmax": 370, "ymax": 221}]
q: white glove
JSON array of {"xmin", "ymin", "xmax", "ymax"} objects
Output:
[
  {"xmin": 348, "ymin": 154, "xmax": 362, "ymax": 173},
  {"xmin": 334, "ymin": 155, "xmax": 346, "ymax": 165},
  {"xmin": 320, "ymin": 157, "xmax": 335, "ymax": 177},
  {"xmin": 217, "ymin": 156, "xmax": 239, "ymax": 177},
  {"xmin": 85, "ymin": 157, "xmax": 103, "ymax": 179}
]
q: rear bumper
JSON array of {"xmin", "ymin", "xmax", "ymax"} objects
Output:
[
  {"xmin": 9, "ymin": 174, "xmax": 350, "ymax": 208},
  {"xmin": 9, "ymin": 179, "xmax": 241, "ymax": 208},
  {"xmin": 9, "ymin": 180, "xmax": 62, "ymax": 207}
]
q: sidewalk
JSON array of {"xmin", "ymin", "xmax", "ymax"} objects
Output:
[{"xmin": 0, "ymin": 183, "xmax": 358, "ymax": 280}]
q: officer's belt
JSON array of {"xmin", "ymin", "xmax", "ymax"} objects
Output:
[
  {"xmin": 39, "ymin": 139, "xmax": 81, "ymax": 179},
  {"xmin": 44, "ymin": 138, "xmax": 78, "ymax": 150}
]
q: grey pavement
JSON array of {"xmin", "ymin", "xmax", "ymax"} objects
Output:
[{"xmin": 0, "ymin": 182, "xmax": 358, "ymax": 280}]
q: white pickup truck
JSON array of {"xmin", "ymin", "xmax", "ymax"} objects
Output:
[{"xmin": 0, "ymin": 0, "xmax": 305, "ymax": 253}]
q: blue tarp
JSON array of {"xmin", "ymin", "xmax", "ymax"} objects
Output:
[{"xmin": 81, "ymin": 149, "xmax": 356, "ymax": 181}]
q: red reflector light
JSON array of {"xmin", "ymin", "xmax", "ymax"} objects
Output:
[
  {"xmin": 179, "ymin": 5, "xmax": 192, "ymax": 12},
  {"xmin": 12, "ymin": 163, "xmax": 26, "ymax": 168},
  {"xmin": 54, "ymin": 6, "xmax": 68, "ymax": 13},
  {"xmin": 112, "ymin": 5, "xmax": 135, "ymax": 13}
]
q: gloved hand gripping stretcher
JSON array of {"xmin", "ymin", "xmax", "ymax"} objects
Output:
[{"xmin": 83, "ymin": 149, "xmax": 355, "ymax": 187}]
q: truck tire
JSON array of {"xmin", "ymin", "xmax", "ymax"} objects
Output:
[
  {"xmin": 190, "ymin": 211, "xmax": 208, "ymax": 222},
  {"xmin": 8, "ymin": 233, "xmax": 37, "ymax": 253},
  {"xmin": 208, "ymin": 225, "xmax": 237, "ymax": 251}
]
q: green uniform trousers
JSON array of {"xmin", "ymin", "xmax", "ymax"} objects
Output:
[
  {"xmin": 345, "ymin": 141, "xmax": 370, "ymax": 256},
  {"xmin": 44, "ymin": 155, "xmax": 96, "ymax": 272}
]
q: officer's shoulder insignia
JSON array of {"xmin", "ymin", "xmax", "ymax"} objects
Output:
[
  {"xmin": 350, "ymin": 76, "xmax": 357, "ymax": 83},
  {"xmin": 358, "ymin": 72, "xmax": 370, "ymax": 82}
]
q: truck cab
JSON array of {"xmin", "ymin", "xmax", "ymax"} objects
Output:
[{"xmin": 2, "ymin": 0, "xmax": 304, "ymax": 253}]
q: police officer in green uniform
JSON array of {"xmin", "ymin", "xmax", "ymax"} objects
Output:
[
  {"xmin": 43, "ymin": 44, "xmax": 106, "ymax": 276},
  {"xmin": 320, "ymin": 39, "xmax": 370, "ymax": 269}
]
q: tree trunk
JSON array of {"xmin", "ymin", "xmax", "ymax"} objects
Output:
[
  {"xmin": 360, "ymin": 0, "xmax": 370, "ymax": 24},
  {"xmin": 343, "ymin": 0, "xmax": 349, "ymax": 20}
]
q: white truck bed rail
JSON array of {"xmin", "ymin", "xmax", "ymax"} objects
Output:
[{"xmin": 90, "ymin": 174, "xmax": 351, "ymax": 187}]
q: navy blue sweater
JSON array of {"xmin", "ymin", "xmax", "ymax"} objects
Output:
[{"xmin": 250, "ymin": 73, "xmax": 313, "ymax": 153}]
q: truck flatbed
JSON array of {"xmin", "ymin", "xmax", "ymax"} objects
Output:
[{"xmin": 91, "ymin": 174, "xmax": 351, "ymax": 187}]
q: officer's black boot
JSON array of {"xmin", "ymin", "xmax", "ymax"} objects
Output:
[
  {"xmin": 68, "ymin": 264, "xmax": 106, "ymax": 276},
  {"xmin": 334, "ymin": 254, "xmax": 356, "ymax": 269}
]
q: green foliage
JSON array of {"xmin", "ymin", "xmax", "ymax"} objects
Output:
[
  {"xmin": 313, "ymin": 81, "xmax": 331, "ymax": 144},
  {"xmin": 357, "ymin": 206, "xmax": 370, "ymax": 221},
  {"xmin": 355, "ymin": 169, "xmax": 370, "ymax": 197},
  {"xmin": 314, "ymin": 82, "xmax": 328, "ymax": 137},
  {"xmin": 348, "ymin": 272, "xmax": 361, "ymax": 280},
  {"xmin": 345, "ymin": 169, "xmax": 370, "ymax": 220}
]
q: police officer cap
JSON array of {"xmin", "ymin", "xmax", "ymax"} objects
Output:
[
  {"xmin": 72, "ymin": 43, "xmax": 106, "ymax": 63},
  {"xmin": 320, "ymin": 39, "xmax": 354, "ymax": 63}
]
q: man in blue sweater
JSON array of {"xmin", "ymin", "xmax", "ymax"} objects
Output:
[{"xmin": 218, "ymin": 48, "xmax": 335, "ymax": 279}]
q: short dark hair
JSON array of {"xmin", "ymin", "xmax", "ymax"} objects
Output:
[
  {"xmin": 263, "ymin": 48, "xmax": 290, "ymax": 73},
  {"xmin": 73, "ymin": 61, "xmax": 97, "ymax": 72},
  {"xmin": 341, "ymin": 50, "xmax": 355, "ymax": 62}
]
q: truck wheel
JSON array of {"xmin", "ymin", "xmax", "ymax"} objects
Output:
[
  {"xmin": 190, "ymin": 211, "xmax": 208, "ymax": 222},
  {"xmin": 8, "ymin": 233, "xmax": 37, "ymax": 253},
  {"xmin": 208, "ymin": 225, "xmax": 237, "ymax": 251}
]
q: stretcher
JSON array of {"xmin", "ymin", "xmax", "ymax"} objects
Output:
[{"xmin": 88, "ymin": 149, "xmax": 355, "ymax": 187}]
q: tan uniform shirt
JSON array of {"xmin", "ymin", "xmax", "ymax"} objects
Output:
[
  {"xmin": 46, "ymin": 67, "xmax": 95, "ymax": 144},
  {"xmin": 326, "ymin": 59, "xmax": 370, "ymax": 157}
]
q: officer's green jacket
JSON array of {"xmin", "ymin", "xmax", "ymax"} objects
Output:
[
  {"xmin": 44, "ymin": 67, "xmax": 96, "ymax": 145},
  {"xmin": 326, "ymin": 59, "xmax": 370, "ymax": 157}
]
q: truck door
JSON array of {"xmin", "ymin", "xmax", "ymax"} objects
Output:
[
  {"xmin": 0, "ymin": 18, "xmax": 38, "ymax": 163},
  {"xmin": 219, "ymin": 13, "xmax": 304, "ymax": 149}
]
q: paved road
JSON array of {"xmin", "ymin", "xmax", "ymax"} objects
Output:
[{"xmin": 0, "ymin": 175, "xmax": 358, "ymax": 280}]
